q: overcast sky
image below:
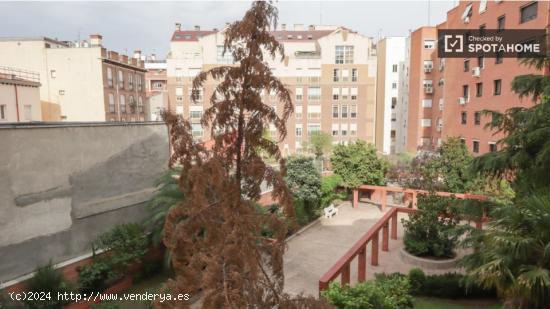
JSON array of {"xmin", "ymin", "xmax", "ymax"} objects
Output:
[{"xmin": 0, "ymin": 1, "xmax": 456, "ymax": 58}]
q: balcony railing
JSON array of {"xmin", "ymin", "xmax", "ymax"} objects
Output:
[{"xmin": 0, "ymin": 66, "xmax": 40, "ymax": 82}]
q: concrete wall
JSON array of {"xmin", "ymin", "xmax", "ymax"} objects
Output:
[{"xmin": 0, "ymin": 122, "xmax": 169, "ymax": 283}]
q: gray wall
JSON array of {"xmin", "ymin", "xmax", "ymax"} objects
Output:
[{"xmin": 0, "ymin": 122, "xmax": 169, "ymax": 283}]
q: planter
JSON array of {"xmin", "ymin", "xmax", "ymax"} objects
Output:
[
  {"xmin": 399, "ymin": 248, "xmax": 460, "ymax": 270},
  {"xmin": 65, "ymin": 276, "xmax": 133, "ymax": 309}
]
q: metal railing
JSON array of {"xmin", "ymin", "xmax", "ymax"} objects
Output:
[{"xmin": 0, "ymin": 66, "xmax": 40, "ymax": 82}]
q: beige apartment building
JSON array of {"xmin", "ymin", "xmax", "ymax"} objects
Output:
[
  {"xmin": 0, "ymin": 66, "xmax": 41, "ymax": 122},
  {"xmin": 166, "ymin": 24, "xmax": 377, "ymax": 154},
  {"xmin": 144, "ymin": 55, "xmax": 168, "ymax": 121},
  {"xmin": 0, "ymin": 35, "xmax": 147, "ymax": 122}
]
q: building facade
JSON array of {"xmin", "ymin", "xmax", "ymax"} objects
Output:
[
  {"xmin": 166, "ymin": 24, "xmax": 377, "ymax": 154},
  {"xmin": 403, "ymin": 0, "xmax": 549, "ymax": 155},
  {"xmin": 0, "ymin": 35, "xmax": 147, "ymax": 122},
  {"xmin": 0, "ymin": 66, "xmax": 41, "ymax": 122},
  {"xmin": 375, "ymin": 37, "xmax": 407, "ymax": 154},
  {"xmin": 144, "ymin": 55, "xmax": 168, "ymax": 121}
]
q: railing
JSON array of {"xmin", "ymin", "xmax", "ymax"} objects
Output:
[
  {"xmin": 320, "ymin": 185, "xmax": 488, "ymax": 296},
  {"xmin": 0, "ymin": 66, "xmax": 40, "ymax": 82}
]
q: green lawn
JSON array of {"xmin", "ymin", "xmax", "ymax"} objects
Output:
[{"xmin": 414, "ymin": 297, "xmax": 501, "ymax": 309}]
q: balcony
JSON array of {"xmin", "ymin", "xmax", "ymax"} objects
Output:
[
  {"xmin": 424, "ymin": 66, "xmax": 433, "ymax": 73},
  {"xmin": 458, "ymin": 97, "xmax": 468, "ymax": 105},
  {"xmin": 423, "ymin": 86, "xmax": 433, "ymax": 94}
]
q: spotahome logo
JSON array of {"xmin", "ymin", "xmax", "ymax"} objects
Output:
[{"xmin": 438, "ymin": 29, "xmax": 546, "ymax": 58}]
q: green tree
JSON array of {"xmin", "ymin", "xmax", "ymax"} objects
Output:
[
  {"xmin": 320, "ymin": 174, "xmax": 346, "ymax": 207},
  {"xmin": 308, "ymin": 131, "xmax": 332, "ymax": 159},
  {"xmin": 330, "ymin": 140, "xmax": 389, "ymax": 189},
  {"xmin": 285, "ymin": 155, "xmax": 322, "ymax": 221}
]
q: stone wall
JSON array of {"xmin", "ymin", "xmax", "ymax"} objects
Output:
[{"xmin": 0, "ymin": 122, "xmax": 169, "ymax": 283}]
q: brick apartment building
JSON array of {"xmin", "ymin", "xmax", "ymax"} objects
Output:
[
  {"xmin": 166, "ymin": 24, "xmax": 377, "ymax": 154},
  {"xmin": 0, "ymin": 66, "xmax": 41, "ymax": 122},
  {"xmin": 403, "ymin": 0, "xmax": 549, "ymax": 155},
  {"xmin": 0, "ymin": 35, "xmax": 147, "ymax": 122}
]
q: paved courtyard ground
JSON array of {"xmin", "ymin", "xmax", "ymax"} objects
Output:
[{"xmin": 284, "ymin": 201, "xmax": 461, "ymax": 297}]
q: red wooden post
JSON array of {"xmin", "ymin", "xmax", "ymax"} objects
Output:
[
  {"xmin": 382, "ymin": 223, "xmax": 389, "ymax": 251},
  {"xmin": 391, "ymin": 211, "xmax": 398, "ymax": 240},
  {"xmin": 381, "ymin": 189, "xmax": 387, "ymax": 210},
  {"xmin": 412, "ymin": 192, "xmax": 418, "ymax": 209},
  {"xmin": 358, "ymin": 246, "xmax": 366, "ymax": 282},
  {"xmin": 319, "ymin": 281, "xmax": 328, "ymax": 295},
  {"xmin": 475, "ymin": 220, "xmax": 482, "ymax": 230},
  {"xmin": 371, "ymin": 232, "xmax": 379, "ymax": 266},
  {"xmin": 341, "ymin": 262, "xmax": 350, "ymax": 286},
  {"xmin": 353, "ymin": 189, "xmax": 359, "ymax": 208}
]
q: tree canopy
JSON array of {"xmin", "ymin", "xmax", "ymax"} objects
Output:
[{"xmin": 285, "ymin": 155, "xmax": 322, "ymax": 203}]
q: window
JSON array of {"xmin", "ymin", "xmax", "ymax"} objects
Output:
[
  {"xmin": 119, "ymin": 94, "xmax": 126, "ymax": 113},
  {"xmin": 494, "ymin": 79, "xmax": 502, "ymax": 95},
  {"xmin": 464, "ymin": 59, "xmax": 470, "ymax": 72},
  {"xmin": 477, "ymin": 56, "xmax": 484, "ymax": 68},
  {"xmin": 463, "ymin": 85, "xmax": 469, "ymax": 99},
  {"xmin": 476, "ymin": 82, "xmax": 483, "ymax": 97},
  {"xmin": 333, "ymin": 69, "xmax": 339, "ymax": 82},
  {"xmin": 190, "ymin": 88, "xmax": 203, "ymax": 102},
  {"xmin": 296, "ymin": 124, "xmax": 302, "ymax": 137},
  {"xmin": 0, "ymin": 105, "xmax": 6, "ymax": 120},
  {"xmin": 341, "ymin": 123, "xmax": 348, "ymax": 136},
  {"xmin": 335, "ymin": 45, "xmax": 354, "ymax": 64},
  {"xmin": 489, "ymin": 142, "xmax": 497, "ymax": 153},
  {"xmin": 421, "ymin": 119, "xmax": 432, "ymax": 127},
  {"xmin": 461, "ymin": 112, "xmax": 467, "ymax": 125},
  {"xmin": 295, "ymin": 105, "xmax": 302, "ymax": 119},
  {"xmin": 474, "ymin": 111, "xmax": 481, "ymax": 125},
  {"xmin": 496, "ymin": 51, "xmax": 504, "ymax": 64},
  {"xmin": 216, "ymin": 46, "xmax": 234, "ymax": 64},
  {"xmin": 462, "ymin": 3, "xmax": 473, "ymax": 22},
  {"xmin": 308, "ymin": 87, "xmax": 321, "ymax": 100},
  {"xmin": 497, "ymin": 15, "xmax": 505, "ymax": 32},
  {"xmin": 352, "ymin": 68, "xmax": 358, "ymax": 82},
  {"xmin": 307, "ymin": 124, "xmax": 321, "ymax": 135},
  {"xmin": 422, "ymin": 99, "xmax": 432, "ymax": 108},
  {"xmin": 137, "ymin": 75, "xmax": 142, "ymax": 91},
  {"xmin": 24, "ymin": 105, "xmax": 32, "ymax": 120},
  {"xmin": 307, "ymin": 105, "xmax": 321, "ymax": 119},
  {"xmin": 176, "ymin": 87, "xmax": 184, "ymax": 102},
  {"xmin": 128, "ymin": 74, "xmax": 134, "ymax": 90},
  {"xmin": 332, "ymin": 87, "xmax": 339, "ymax": 100},
  {"xmin": 295, "ymin": 87, "xmax": 303, "ymax": 101},
  {"xmin": 50, "ymin": 70, "xmax": 56, "ymax": 78},
  {"xmin": 107, "ymin": 67, "xmax": 113, "ymax": 87},
  {"xmin": 191, "ymin": 124, "xmax": 203, "ymax": 137},
  {"xmin": 423, "ymin": 60, "xmax": 433, "ymax": 72},
  {"xmin": 460, "ymin": 138, "xmax": 466, "ymax": 145},
  {"xmin": 108, "ymin": 93, "xmax": 115, "ymax": 113},
  {"xmin": 332, "ymin": 105, "xmax": 339, "ymax": 118},
  {"xmin": 341, "ymin": 105, "xmax": 348, "ymax": 118},
  {"xmin": 137, "ymin": 97, "xmax": 143, "ymax": 113},
  {"xmin": 342, "ymin": 69, "xmax": 349, "ymax": 82},
  {"xmin": 350, "ymin": 105, "xmax": 357, "ymax": 118},
  {"xmin": 392, "ymin": 82, "xmax": 397, "ymax": 89},
  {"xmin": 473, "ymin": 140, "xmax": 480, "ymax": 153},
  {"xmin": 479, "ymin": 0, "xmax": 488, "ymax": 13},
  {"xmin": 392, "ymin": 64, "xmax": 398, "ymax": 72},
  {"xmin": 190, "ymin": 106, "xmax": 203, "ymax": 119},
  {"xmin": 423, "ymin": 40, "xmax": 435, "ymax": 49},
  {"xmin": 118, "ymin": 70, "xmax": 124, "ymax": 89},
  {"xmin": 341, "ymin": 88, "xmax": 349, "ymax": 100},
  {"xmin": 351, "ymin": 87, "xmax": 358, "ymax": 100},
  {"xmin": 392, "ymin": 97, "xmax": 398, "ymax": 109},
  {"xmin": 332, "ymin": 123, "xmax": 339, "ymax": 136},
  {"xmin": 350, "ymin": 123, "xmax": 357, "ymax": 136},
  {"xmin": 520, "ymin": 2, "xmax": 537, "ymax": 23}
]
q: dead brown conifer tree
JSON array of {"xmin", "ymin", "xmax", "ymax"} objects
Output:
[{"xmin": 158, "ymin": 1, "xmax": 330, "ymax": 308}]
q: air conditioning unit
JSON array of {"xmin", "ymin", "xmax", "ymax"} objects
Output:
[
  {"xmin": 472, "ymin": 67, "xmax": 481, "ymax": 77},
  {"xmin": 458, "ymin": 97, "xmax": 466, "ymax": 105},
  {"xmin": 424, "ymin": 86, "xmax": 433, "ymax": 94},
  {"xmin": 424, "ymin": 66, "xmax": 433, "ymax": 73}
]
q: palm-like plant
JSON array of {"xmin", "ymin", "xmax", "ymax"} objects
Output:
[{"xmin": 461, "ymin": 190, "xmax": 550, "ymax": 308}]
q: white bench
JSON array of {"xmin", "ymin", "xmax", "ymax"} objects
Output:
[{"xmin": 324, "ymin": 204, "xmax": 339, "ymax": 218}]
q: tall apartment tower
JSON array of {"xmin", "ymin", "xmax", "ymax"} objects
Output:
[
  {"xmin": 404, "ymin": 0, "xmax": 550, "ymax": 155},
  {"xmin": 395, "ymin": 37, "xmax": 411, "ymax": 154},
  {"xmin": 167, "ymin": 24, "xmax": 377, "ymax": 154},
  {"xmin": 375, "ymin": 37, "xmax": 407, "ymax": 154},
  {"xmin": 0, "ymin": 35, "xmax": 147, "ymax": 122}
]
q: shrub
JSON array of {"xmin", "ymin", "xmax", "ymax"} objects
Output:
[
  {"xmin": 320, "ymin": 174, "xmax": 347, "ymax": 207},
  {"xmin": 24, "ymin": 263, "xmax": 73, "ymax": 309},
  {"xmin": 322, "ymin": 275, "xmax": 413, "ymax": 309},
  {"xmin": 94, "ymin": 223, "xmax": 149, "ymax": 271},
  {"xmin": 402, "ymin": 194, "xmax": 465, "ymax": 258},
  {"xmin": 78, "ymin": 261, "xmax": 120, "ymax": 293},
  {"xmin": 406, "ymin": 269, "xmax": 496, "ymax": 299}
]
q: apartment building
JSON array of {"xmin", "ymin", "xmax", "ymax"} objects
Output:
[
  {"xmin": 0, "ymin": 66, "xmax": 41, "ymax": 122},
  {"xmin": 144, "ymin": 54, "xmax": 168, "ymax": 121},
  {"xmin": 403, "ymin": 0, "xmax": 549, "ymax": 155},
  {"xmin": 395, "ymin": 37, "xmax": 411, "ymax": 154},
  {"xmin": 0, "ymin": 35, "xmax": 147, "ymax": 122},
  {"xmin": 166, "ymin": 24, "xmax": 377, "ymax": 154},
  {"xmin": 375, "ymin": 37, "xmax": 407, "ymax": 154}
]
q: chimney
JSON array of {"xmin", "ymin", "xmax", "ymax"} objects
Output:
[
  {"xmin": 294, "ymin": 24, "xmax": 304, "ymax": 31},
  {"xmin": 281, "ymin": 23, "xmax": 286, "ymax": 31},
  {"xmin": 194, "ymin": 25, "xmax": 200, "ymax": 31},
  {"xmin": 308, "ymin": 25, "xmax": 315, "ymax": 31},
  {"xmin": 175, "ymin": 23, "xmax": 181, "ymax": 31},
  {"xmin": 133, "ymin": 49, "xmax": 142, "ymax": 59},
  {"xmin": 89, "ymin": 34, "xmax": 102, "ymax": 47}
]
